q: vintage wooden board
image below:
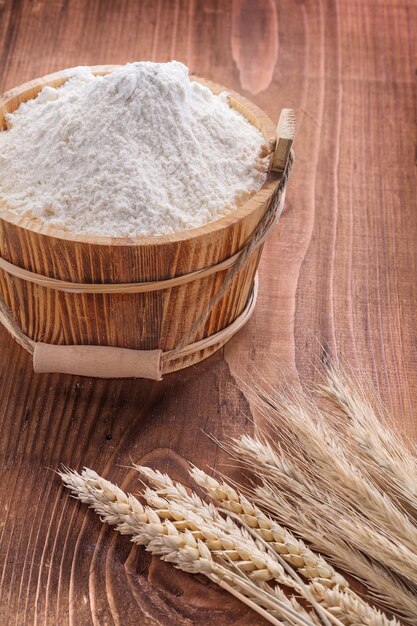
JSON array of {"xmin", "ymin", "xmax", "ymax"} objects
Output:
[{"xmin": 0, "ymin": 1, "xmax": 416, "ymax": 624}]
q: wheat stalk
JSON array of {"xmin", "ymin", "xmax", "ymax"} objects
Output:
[
  {"xmin": 59, "ymin": 467, "xmax": 319, "ymax": 626},
  {"xmin": 191, "ymin": 466, "xmax": 401, "ymax": 626}
]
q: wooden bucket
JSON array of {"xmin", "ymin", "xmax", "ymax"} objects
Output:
[{"xmin": 0, "ymin": 66, "xmax": 294, "ymax": 379}]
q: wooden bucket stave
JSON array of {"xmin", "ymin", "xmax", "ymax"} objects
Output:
[{"xmin": 0, "ymin": 66, "xmax": 293, "ymax": 378}]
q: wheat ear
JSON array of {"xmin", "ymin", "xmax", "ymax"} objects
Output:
[
  {"xmin": 59, "ymin": 468, "xmax": 317, "ymax": 626},
  {"xmin": 136, "ymin": 465, "xmax": 347, "ymax": 626},
  {"xmin": 152, "ymin": 525, "xmax": 325, "ymax": 626},
  {"xmin": 190, "ymin": 466, "xmax": 345, "ymax": 588},
  {"xmin": 137, "ymin": 466, "xmax": 302, "ymax": 589},
  {"xmin": 229, "ymin": 437, "xmax": 417, "ymax": 625},
  {"xmin": 238, "ymin": 432, "xmax": 417, "ymax": 588},
  {"xmin": 310, "ymin": 583, "xmax": 405, "ymax": 626},
  {"xmin": 191, "ymin": 467, "xmax": 401, "ymax": 626},
  {"xmin": 321, "ymin": 367, "xmax": 417, "ymax": 520},
  {"xmin": 249, "ymin": 382, "xmax": 417, "ymax": 561},
  {"xmin": 146, "ymin": 522, "xmax": 315, "ymax": 626},
  {"xmin": 231, "ymin": 380, "xmax": 417, "ymax": 593}
]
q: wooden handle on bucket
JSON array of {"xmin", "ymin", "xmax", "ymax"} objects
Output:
[
  {"xmin": 272, "ymin": 108, "xmax": 295, "ymax": 173},
  {"xmin": 33, "ymin": 343, "xmax": 163, "ymax": 380}
]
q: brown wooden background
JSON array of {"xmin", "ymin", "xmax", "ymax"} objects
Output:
[{"xmin": 1, "ymin": 0, "xmax": 417, "ymax": 624}]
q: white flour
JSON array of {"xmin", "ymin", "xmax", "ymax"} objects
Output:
[{"xmin": 0, "ymin": 62, "xmax": 267, "ymax": 237}]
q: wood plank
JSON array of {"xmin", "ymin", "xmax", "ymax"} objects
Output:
[{"xmin": 1, "ymin": 0, "xmax": 417, "ymax": 624}]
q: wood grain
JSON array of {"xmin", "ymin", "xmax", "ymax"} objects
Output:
[
  {"xmin": 231, "ymin": 0, "xmax": 279, "ymax": 95},
  {"xmin": 1, "ymin": 0, "xmax": 417, "ymax": 625}
]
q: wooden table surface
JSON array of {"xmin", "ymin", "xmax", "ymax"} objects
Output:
[{"xmin": 1, "ymin": 1, "xmax": 417, "ymax": 624}]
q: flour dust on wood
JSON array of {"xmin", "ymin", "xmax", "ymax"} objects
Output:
[{"xmin": 0, "ymin": 62, "xmax": 268, "ymax": 237}]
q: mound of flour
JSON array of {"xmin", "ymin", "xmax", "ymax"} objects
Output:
[{"xmin": 0, "ymin": 62, "xmax": 267, "ymax": 237}]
